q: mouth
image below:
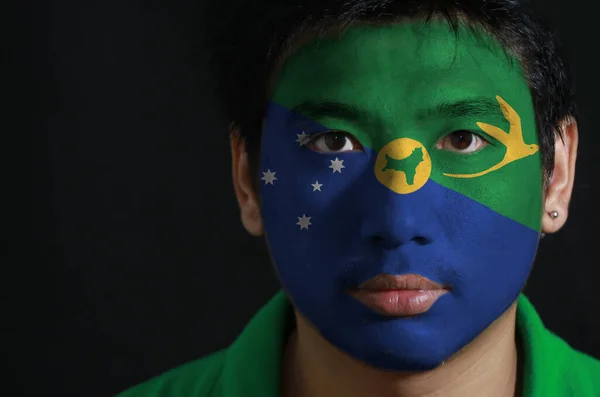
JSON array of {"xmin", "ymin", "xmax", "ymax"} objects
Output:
[{"xmin": 347, "ymin": 274, "xmax": 450, "ymax": 317}]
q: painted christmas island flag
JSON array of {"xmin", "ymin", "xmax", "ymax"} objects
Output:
[
  {"xmin": 260, "ymin": 95, "xmax": 542, "ymax": 249},
  {"xmin": 258, "ymin": 24, "xmax": 543, "ymax": 371}
]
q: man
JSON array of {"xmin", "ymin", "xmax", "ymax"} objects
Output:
[{"xmin": 118, "ymin": 0, "xmax": 600, "ymax": 396}]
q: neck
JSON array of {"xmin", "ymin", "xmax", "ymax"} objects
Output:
[{"xmin": 282, "ymin": 303, "xmax": 522, "ymax": 397}]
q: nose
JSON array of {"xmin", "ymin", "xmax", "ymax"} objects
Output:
[{"xmin": 359, "ymin": 185, "xmax": 437, "ymax": 250}]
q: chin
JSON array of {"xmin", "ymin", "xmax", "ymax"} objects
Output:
[
  {"xmin": 334, "ymin": 335, "xmax": 461, "ymax": 372},
  {"xmin": 304, "ymin": 292, "xmax": 514, "ymax": 373}
]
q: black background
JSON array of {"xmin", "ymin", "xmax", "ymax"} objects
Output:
[{"xmin": 26, "ymin": 1, "xmax": 599, "ymax": 396}]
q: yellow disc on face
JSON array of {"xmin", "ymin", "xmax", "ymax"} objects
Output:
[{"xmin": 375, "ymin": 138, "xmax": 432, "ymax": 194}]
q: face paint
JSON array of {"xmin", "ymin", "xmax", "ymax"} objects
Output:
[{"xmin": 260, "ymin": 22, "xmax": 542, "ymax": 371}]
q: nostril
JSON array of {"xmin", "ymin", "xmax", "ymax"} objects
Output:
[
  {"xmin": 369, "ymin": 234, "xmax": 387, "ymax": 246},
  {"xmin": 413, "ymin": 236, "xmax": 430, "ymax": 245},
  {"xmin": 368, "ymin": 234, "xmax": 430, "ymax": 248}
]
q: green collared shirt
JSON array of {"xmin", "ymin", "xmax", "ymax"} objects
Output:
[{"xmin": 117, "ymin": 291, "xmax": 600, "ymax": 397}]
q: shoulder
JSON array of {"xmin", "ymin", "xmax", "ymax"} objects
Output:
[
  {"xmin": 114, "ymin": 291, "xmax": 292, "ymax": 397},
  {"xmin": 567, "ymin": 347, "xmax": 600, "ymax": 395},
  {"xmin": 116, "ymin": 350, "xmax": 227, "ymax": 397},
  {"xmin": 547, "ymin": 331, "xmax": 600, "ymax": 395},
  {"xmin": 517, "ymin": 294, "xmax": 600, "ymax": 395}
]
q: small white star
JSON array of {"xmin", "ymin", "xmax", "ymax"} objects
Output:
[
  {"xmin": 311, "ymin": 180, "xmax": 323, "ymax": 191},
  {"xmin": 296, "ymin": 131, "xmax": 309, "ymax": 146},
  {"xmin": 296, "ymin": 214, "xmax": 312, "ymax": 230},
  {"xmin": 329, "ymin": 157, "xmax": 345, "ymax": 173},
  {"xmin": 261, "ymin": 169, "xmax": 277, "ymax": 185}
]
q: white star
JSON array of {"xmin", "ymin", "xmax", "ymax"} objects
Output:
[
  {"xmin": 311, "ymin": 180, "xmax": 323, "ymax": 191},
  {"xmin": 329, "ymin": 157, "xmax": 345, "ymax": 173},
  {"xmin": 261, "ymin": 169, "xmax": 277, "ymax": 185},
  {"xmin": 296, "ymin": 131, "xmax": 309, "ymax": 146},
  {"xmin": 296, "ymin": 214, "xmax": 312, "ymax": 230}
]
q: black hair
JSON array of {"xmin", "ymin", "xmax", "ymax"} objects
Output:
[{"xmin": 204, "ymin": 0, "xmax": 577, "ymax": 185}]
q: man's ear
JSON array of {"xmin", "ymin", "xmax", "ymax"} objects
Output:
[
  {"xmin": 542, "ymin": 117, "xmax": 578, "ymax": 234},
  {"xmin": 231, "ymin": 128, "xmax": 264, "ymax": 236}
]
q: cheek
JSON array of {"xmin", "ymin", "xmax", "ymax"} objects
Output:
[
  {"xmin": 435, "ymin": 179, "xmax": 538, "ymax": 303},
  {"xmin": 260, "ymin": 139, "xmax": 373, "ymax": 281}
]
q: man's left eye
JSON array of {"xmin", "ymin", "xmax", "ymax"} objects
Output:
[
  {"xmin": 436, "ymin": 130, "xmax": 489, "ymax": 154},
  {"xmin": 307, "ymin": 131, "xmax": 364, "ymax": 153}
]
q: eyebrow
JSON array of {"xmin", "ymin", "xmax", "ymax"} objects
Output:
[
  {"xmin": 417, "ymin": 97, "xmax": 501, "ymax": 120},
  {"xmin": 289, "ymin": 100, "xmax": 369, "ymax": 126}
]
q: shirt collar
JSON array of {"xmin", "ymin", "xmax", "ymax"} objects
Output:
[
  {"xmin": 516, "ymin": 293, "xmax": 567, "ymax": 397},
  {"xmin": 221, "ymin": 291, "xmax": 290, "ymax": 397}
]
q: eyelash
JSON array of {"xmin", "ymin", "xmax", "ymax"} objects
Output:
[
  {"xmin": 305, "ymin": 130, "xmax": 334, "ymax": 141},
  {"xmin": 305, "ymin": 130, "xmax": 364, "ymax": 150},
  {"xmin": 436, "ymin": 130, "xmax": 491, "ymax": 152}
]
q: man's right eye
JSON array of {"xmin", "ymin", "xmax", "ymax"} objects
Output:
[{"xmin": 307, "ymin": 131, "xmax": 364, "ymax": 153}]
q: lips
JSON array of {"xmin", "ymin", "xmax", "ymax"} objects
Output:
[{"xmin": 348, "ymin": 274, "xmax": 450, "ymax": 317}]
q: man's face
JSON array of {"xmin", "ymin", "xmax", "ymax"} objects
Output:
[{"xmin": 259, "ymin": 22, "xmax": 543, "ymax": 371}]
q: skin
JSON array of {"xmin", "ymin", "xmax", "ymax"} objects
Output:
[{"xmin": 231, "ymin": 21, "xmax": 578, "ymax": 397}]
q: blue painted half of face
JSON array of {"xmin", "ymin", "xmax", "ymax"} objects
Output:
[{"xmin": 260, "ymin": 101, "xmax": 538, "ymax": 371}]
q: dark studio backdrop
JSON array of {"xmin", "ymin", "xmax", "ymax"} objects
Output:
[{"xmin": 26, "ymin": 0, "xmax": 599, "ymax": 396}]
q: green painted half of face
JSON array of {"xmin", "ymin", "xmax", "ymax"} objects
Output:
[{"xmin": 269, "ymin": 21, "xmax": 543, "ymax": 232}]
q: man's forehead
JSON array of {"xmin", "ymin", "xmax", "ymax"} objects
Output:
[{"xmin": 271, "ymin": 22, "xmax": 523, "ymax": 103}]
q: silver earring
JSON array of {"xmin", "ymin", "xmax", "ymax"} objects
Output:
[{"xmin": 541, "ymin": 211, "xmax": 559, "ymax": 239}]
